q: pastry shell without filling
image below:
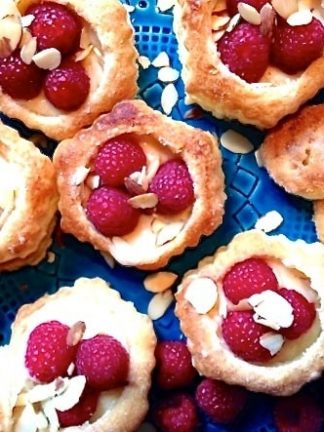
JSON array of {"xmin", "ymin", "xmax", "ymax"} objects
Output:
[
  {"xmin": 0, "ymin": 277, "xmax": 157, "ymax": 432},
  {"xmin": 0, "ymin": 122, "xmax": 58, "ymax": 271},
  {"xmin": 260, "ymin": 104, "xmax": 324, "ymax": 200},
  {"xmin": 0, "ymin": 0, "xmax": 138, "ymax": 141},
  {"xmin": 53, "ymin": 100, "xmax": 226, "ymax": 270},
  {"xmin": 174, "ymin": 0, "xmax": 324, "ymax": 129},
  {"xmin": 175, "ymin": 230, "xmax": 324, "ymax": 396}
]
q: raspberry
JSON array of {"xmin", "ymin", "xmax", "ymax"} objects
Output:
[
  {"xmin": 218, "ymin": 22, "xmax": 270, "ymax": 83},
  {"xmin": 195, "ymin": 378, "xmax": 248, "ymax": 424},
  {"xmin": 153, "ymin": 393, "xmax": 198, "ymax": 432},
  {"xmin": 57, "ymin": 388, "xmax": 99, "ymax": 427},
  {"xmin": 94, "ymin": 135, "xmax": 146, "ymax": 187},
  {"xmin": 226, "ymin": 0, "xmax": 268, "ymax": 16},
  {"xmin": 76, "ymin": 335, "xmax": 129, "ymax": 391},
  {"xmin": 271, "ymin": 18, "xmax": 324, "ymax": 74},
  {"xmin": 274, "ymin": 394, "xmax": 323, "ymax": 432},
  {"xmin": 155, "ymin": 341, "xmax": 197, "ymax": 390},
  {"xmin": 279, "ymin": 288, "xmax": 316, "ymax": 340},
  {"xmin": 25, "ymin": 321, "xmax": 78, "ymax": 383},
  {"xmin": 44, "ymin": 61, "xmax": 90, "ymax": 111},
  {"xmin": 148, "ymin": 159, "xmax": 194, "ymax": 214},
  {"xmin": 86, "ymin": 187, "xmax": 140, "ymax": 237},
  {"xmin": 222, "ymin": 258, "xmax": 278, "ymax": 304},
  {"xmin": 221, "ymin": 310, "xmax": 273, "ymax": 362},
  {"xmin": 0, "ymin": 51, "xmax": 44, "ymax": 100},
  {"xmin": 26, "ymin": 1, "xmax": 82, "ymax": 54}
]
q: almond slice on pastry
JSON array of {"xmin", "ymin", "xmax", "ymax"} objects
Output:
[
  {"xmin": 175, "ymin": 229, "xmax": 324, "ymax": 395},
  {"xmin": 53, "ymin": 100, "xmax": 226, "ymax": 270}
]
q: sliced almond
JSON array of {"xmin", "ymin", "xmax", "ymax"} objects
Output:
[
  {"xmin": 213, "ymin": 29, "xmax": 225, "ymax": 42},
  {"xmin": 47, "ymin": 251, "xmax": 55, "ymax": 263},
  {"xmin": 138, "ymin": 55, "xmax": 151, "ymax": 69},
  {"xmin": 144, "ymin": 271, "xmax": 178, "ymax": 293},
  {"xmin": 125, "ymin": 176, "xmax": 146, "ymax": 196},
  {"xmin": 128, "ymin": 192, "xmax": 158, "ymax": 209},
  {"xmin": 19, "ymin": 28, "xmax": 32, "ymax": 48},
  {"xmin": 254, "ymin": 210, "xmax": 283, "ymax": 233},
  {"xmin": 238, "ymin": 2, "xmax": 261, "ymax": 24},
  {"xmin": 21, "ymin": 14, "xmax": 35, "ymax": 27},
  {"xmin": 158, "ymin": 66, "xmax": 180, "ymax": 83},
  {"xmin": 287, "ymin": 9, "xmax": 312, "ymax": 26},
  {"xmin": 260, "ymin": 3, "xmax": 275, "ymax": 37},
  {"xmin": 0, "ymin": 15, "xmax": 22, "ymax": 53},
  {"xmin": 85, "ymin": 174, "xmax": 100, "ymax": 190},
  {"xmin": 35, "ymin": 411, "xmax": 48, "ymax": 430},
  {"xmin": 151, "ymin": 217, "xmax": 167, "ymax": 234},
  {"xmin": 185, "ymin": 277, "xmax": 218, "ymax": 314},
  {"xmin": 14, "ymin": 403, "xmax": 38, "ymax": 432},
  {"xmin": 156, "ymin": 221, "xmax": 184, "ymax": 246},
  {"xmin": 123, "ymin": 3, "xmax": 135, "ymax": 12},
  {"xmin": 26, "ymin": 378, "xmax": 68, "ymax": 404},
  {"xmin": 101, "ymin": 251, "xmax": 115, "ymax": 268},
  {"xmin": 20, "ymin": 36, "xmax": 37, "ymax": 64},
  {"xmin": 161, "ymin": 83, "xmax": 178, "ymax": 115},
  {"xmin": 0, "ymin": 0, "xmax": 20, "ymax": 19},
  {"xmin": 33, "ymin": 47, "xmax": 61, "ymax": 70},
  {"xmin": 145, "ymin": 157, "xmax": 160, "ymax": 184},
  {"xmin": 67, "ymin": 363, "xmax": 75, "ymax": 376},
  {"xmin": 226, "ymin": 13, "xmax": 240, "ymax": 32},
  {"xmin": 259, "ymin": 332, "xmax": 284, "ymax": 356},
  {"xmin": 41, "ymin": 400, "xmax": 59, "ymax": 432},
  {"xmin": 211, "ymin": 14, "xmax": 230, "ymax": 30},
  {"xmin": 220, "ymin": 130, "xmax": 254, "ymax": 154},
  {"xmin": 80, "ymin": 27, "xmax": 91, "ymax": 49},
  {"xmin": 272, "ymin": 0, "xmax": 298, "ymax": 19},
  {"xmin": 75, "ymin": 44, "xmax": 93, "ymax": 62},
  {"xmin": 51, "ymin": 376, "xmax": 86, "ymax": 411},
  {"xmin": 157, "ymin": 0, "xmax": 175, "ymax": 12},
  {"xmin": 254, "ymin": 149, "xmax": 264, "ymax": 167},
  {"xmin": 66, "ymin": 321, "xmax": 86, "ymax": 346},
  {"xmin": 152, "ymin": 51, "xmax": 170, "ymax": 68},
  {"xmin": 148, "ymin": 290, "xmax": 173, "ymax": 320},
  {"xmin": 71, "ymin": 166, "xmax": 90, "ymax": 186}
]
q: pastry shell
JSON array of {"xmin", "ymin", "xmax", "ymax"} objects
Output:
[
  {"xmin": 174, "ymin": 0, "xmax": 324, "ymax": 129},
  {"xmin": 0, "ymin": 0, "xmax": 138, "ymax": 141},
  {"xmin": 260, "ymin": 104, "xmax": 324, "ymax": 200},
  {"xmin": 53, "ymin": 99, "xmax": 226, "ymax": 270},
  {"xmin": 313, "ymin": 200, "xmax": 324, "ymax": 243},
  {"xmin": 0, "ymin": 122, "xmax": 58, "ymax": 271},
  {"xmin": 175, "ymin": 230, "xmax": 324, "ymax": 396},
  {"xmin": 0, "ymin": 277, "xmax": 157, "ymax": 432}
]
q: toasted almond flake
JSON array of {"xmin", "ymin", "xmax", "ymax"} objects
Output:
[
  {"xmin": 138, "ymin": 423, "xmax": 157, "ymax": 432},
  {"xmin": 101, "ymin": 251, "xmax": 115, "ymax": 268},
  {"xmin": 272, "ymin": 0, "xmax": 298, "ymax": 18},
  {"xmin": 238, "ymin": 2, "xmax": 261, "ymax": 24},
  {"xmin": 161, "ymin": 83, "xmax": 178, "ymax": 115},
  {"xmin": 144, "ymin": 271, "xmax": 178, "ymax": 293},
  {"xmin": 152, "ymin": 51, "xmax": 170, "ymax": 68},
  {"xmin": 125, "ymin": 176, "xmax": 146, "ymax": 195},
  {"xmin": 157, "ymin": 0, "xmax": 175, "ymax": 12},
  {"xmin": 41, "ymin": 400, "xmax": 59, "ymax": 432},
  {"xmin": 67, "ymin": 321, "xmax": 86, "ymax": 346},
  {"xmin": 148, "ymin": 290, "xmax": 173, "ymax": 320},
  {"xmin": 158, "ymin": 66, "xmax": 180, "ymax": 83},
  {"xmin": 80, "ymin": 27, "xmax": 90, "ymax": 49},
  {"xmin": 19, "ymin": 28, "xmax": 32, "ymax": 48},
  {"xmin": 156, "ymin": 221, "xmax": 184, "ymax": 246},
  {"xmin": 67, "ymin": 363, "xmax": 75, "ymax": 376},
  {"xmin": 254, "ymin": 149, "xmax": 264, "ymax": 167},
  {"xmin": 213, "ymin": 29, "xmax": 225, "ymax": 41},
  {"xmin": 51, "ymin": 376, "xmax": 86, "ymax": 411},
  {"xmin": 249, "ymin": 290, "xmax": 294, "ymax": 330},
  {"xmin": 260, "ymin": 3, "xmax": 275, "ymax": 36},
  {"xmin": 93, "ymin": 46, "xmax": 103, "ymax": 58},
  {"xmin": 85, "ymin": 174, "xmax": 100, "ymax": 190},
  {"xmin": 129, "ymin": 167, "xmax": 147, "ymax": 186},
  {"xmin": 255, "ymin": 210, "xmax": 283, "ymax": 233},
  {"xmin": 47, "ymin": 251, "xmax": 55, "ymax": 263},
  {"xmin": 21, "ymin": 14, "xmax": 35, "ymax": 27},
  {"xmin": 0, "ymin": 15, "xmax": 22, "ymax": 52},
  {"xmin": 33, "ymin": 47, "xmax": 61, "ymax": 70},
  {"xmin": 27, "ymin": 378, "xmax": 68, "ymax": 404},
  {"xmin": 20, "ymin": 36, "xmax": 37, "ymax": 64},
  {"xmin": 185, "ymin": 277, "xmax": 218, "ymax": 314},
  {"xmin": 138, "ymin": 55, "xmax": 151, "ymax": 69},
  {"xmin": 128, "ymin": 192, "xmax": 158, "ymax": 209},
  {"xmin": 14, "ymin": 403, "xmax": 38, "ymax": 432},
  {"xmin": 75, "ymin": 44, "xmax": 93, "ymax": 62},
  {"xmin": 0, "ymin": 0, "xmax": 20, "ymax": 19},
  {"xmin": 123, "ymin": 3, "xmax": 135, "ymax": 12},
  {"xmin": 15, "ymin": 392, "xmax": 29, "ymax": 407},
  {"xmin": 151, "ymin": 217, "xmax": 167, "ymax": 234},
  {"xmin": 226, "ymin": 13, "xmax": 240, "ymax": 31},
  {"xmin": 35, "ymin": 411, "xmax": 48, "ymax": 430},
  {"xmin": 71, "ymin": 166, "xmax": 90, "ymax": 186},
  {"xmin": 145, "ymin": 157, "xmax": 160, "ymax": 184},
  {"xmin": 220, "ymin": 130, "xmax": 253, "ymax": 154},
  {"xmin": 287, "ymin": 8, "xmax": 312, "ymax": 25},
  {"xmin": 259, "ymin": 332, "xmax": 284, "ymax": 356},
  {"xmin": 211, "ymin": 14, "xmax": 230, "ymax": 30}
]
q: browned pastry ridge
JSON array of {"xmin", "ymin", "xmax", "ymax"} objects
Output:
[
  {"xmin": 53, "ymin": 99, "xmax": 226, "ymax": 270},
  {"xmin": 174, "ymin": 0, "xmax": 324, "ymax": 128}
]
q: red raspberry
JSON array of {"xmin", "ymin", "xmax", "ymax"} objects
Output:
[
  {"xmin": 222, "ymin": 258, "xmax": 278, "ymax": 304},
  {"xmin": 57, "ymin": 388, "xmax": 99, "ymax": 427},
  {"xmin": 26, "ymin": 1, "xmax": 82, "ymax": 54},
  {"xmin": 226, "ymin": 0, "xmax": 268, "ymax": 16},
  {"xmin": 44, "ymin": 61, "xmax": 90, "ymax": 111},
  {"xmin": 153, "ymin": 393, "xmax": 198, "ymax": 432},
  {"xmin": 94, "ymin": 135, "xmax": 146, "ymax": 187},
  {"xmin": 274, "ymin": 394, "xmax": 323, "ymax": 432},
  {"xmin": 271, "ymin": 18, "xmax": 324, "ymax": 74},
  {"xmin": 221, "ymin": 310, "xmax": 273, "ymax": 362},
  {"xmin": 279, "ymin": 288, "xmax": 316, "ymax": 340},
  {"xmin": 0, "ymin": 51, "xmax": 44, "ymax": 100},
  {"xmin": 195, "ymin": 378, "xmax": 248, "ymax": 424},
  {"xmin": 218, "ymin": 22, "xmax": 270, "ymax": 83},
  {"xmin": 76, "ymin": 335, "xmax": 129, "ymax": 391},
  {"xmin": 148, "ymin": 159, "xmax": 194, "ymax": 215},
  {"xmin": 155, "ymin": 341, "xmax": 197, "ymax": 390},
  {"xmin": 86, "ymin": 187, "xmax": 140, "ymax": 237},
  {"xmin": 25, "ymin": 321, "xmax": 78, "ymax": 383}
]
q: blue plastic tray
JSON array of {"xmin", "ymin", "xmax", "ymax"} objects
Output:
[{"xmin": 0, "ymin": 1, "xmax": 322, "ymax": 431}]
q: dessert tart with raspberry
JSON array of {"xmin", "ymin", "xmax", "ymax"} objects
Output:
[
  {"xmin": 0, "ymin": 0, "xmax": 138, "ymax": 140},
  {"xmin": 53, "ymin": 100, "xmax": 226, "ymax": 270},
  {"xmin": 0, "ymin": 277, "xmax": 156, "ymax": 431},
  {"xmin": 260, "ymin": 104, "xmax": 324, "ymax": 200},
  {"xmin": 174, "ymin": 0, "xmax": 324, "ymax": 128},
  {"xmin": 175, "ymin": 230, "xmax": 324, "ymax": 395},
  {"xmin": 0, "ymin": 122, "xmax": 57, "ymax": 271}
]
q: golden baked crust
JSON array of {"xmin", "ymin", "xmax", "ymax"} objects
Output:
[
  {"xmin": 260, "ymin": 105, "xmax": 324, "ymax": 200},
  {"xmin": 0, "ymin": 0, "xmax": 138, "ymax": 141},
  {"xmin": 53, "ymin": 99, "xmax": 226, "ymax": 270},
  {"xmin": 0, "ymin": 122, "xmax": 58, "ymax": 271},
  {"xmin": 175, "ymin": 230, "xmax": 324, "ymax": 396},
  {"xmin": 174, "ymin": 0, "xmax": 324, "ymax": 129},
  {"xmin": 0, "ymin": 277, "xmax": 157, "ymax": 432},
  {"xmin": 313, "ymin": 200, "xmax": 324, "ymax": 243}
]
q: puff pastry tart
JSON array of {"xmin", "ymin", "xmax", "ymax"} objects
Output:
[
  {"xmin": 174, "ymin": 0, "xmax": 324, "ymax": 128},
  {"xmin": 0, "ymin": 122, "xmax": 57, "ymax": 271},
  {"xmin": 175, "ymin": 230, "xmax": 324, "ymax": 395},
  {"xmin": 53, "ymin": 100, "xmax": 226, "ymax": 270},
  {"xmin": 0, "ymin": 0, "xmax": 138, "ymax": 140},
  {"xmin": 260, "ymin": 104, "xmax": 324, "ymax": 200},
  {"xmin": 0, "ymin": 277, "xmax": 157, "ymax": 432}
]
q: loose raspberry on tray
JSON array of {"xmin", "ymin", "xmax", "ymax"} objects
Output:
[{"xmin": 57, "ymin": 387, "xmax": 99, "ymax": 427}]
